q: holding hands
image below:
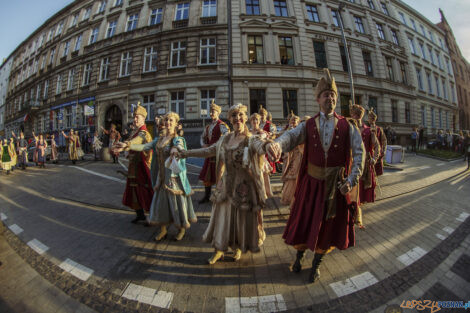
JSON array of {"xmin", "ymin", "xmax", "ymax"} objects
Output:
[{"xmin": 266, "ymin": 142, "xmax": 282, "ymax": 162}]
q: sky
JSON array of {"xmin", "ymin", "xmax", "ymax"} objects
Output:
[{"xmin": 0, "ymin": 0, "xmax": 469, "ymax": 64}]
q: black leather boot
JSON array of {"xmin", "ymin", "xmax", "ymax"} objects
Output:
[
  {"xmin": 131, "ymin": 209, "xmax": 146, "ymax": 224},
  {"xmin": 308, "ymin": 253, "xmax": 324, "ymax": 283},
  {"xmin": 199, "ymin": 186, "xmax": 212, "ymax": 204},
  {"xmin": 291, "ymin": 250, "xmax": 305, "ymax": 273}
]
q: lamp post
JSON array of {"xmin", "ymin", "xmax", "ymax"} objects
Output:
[{"xmin": 337, "ymin": 2, "xmax": 355, "ymax": 108}]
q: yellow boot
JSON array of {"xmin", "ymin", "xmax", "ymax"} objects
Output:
[
  {"xmin": 208, "ymin": 250, "xmax": 224, "ymax": 265},
  {"xmin": 233, "ymin": 248, "xmax": 242, "ymax": 261},
  {"xmin": 175, "ymin": 228, "xmax": 186, "ymax": 241},
  {"xmin": 155, "ymin": 225, "xmax": 168, "ymax": 241}
]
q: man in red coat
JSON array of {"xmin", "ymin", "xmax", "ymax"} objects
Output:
[
  {"xmin": 266, "ymin": 69, "xmax": 365, "ymax": 283},
  {"xmin": 121, "ymin": 104, "xmax": 154, "ymax": 224},
  {"xmin": 367, "ymin": 109, "xmax": 387, "ymax": 176},
  {"xmin": 198, "ymin": 101, "xmax": 229, "ymax": 203},
  {"xmin": 259, "ymin": 106, "xmax": 278, "ymax": 173}
]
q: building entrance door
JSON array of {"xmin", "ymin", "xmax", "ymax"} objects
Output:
[{"xmin": 105, "ymin": 105, "xmax": 123, "ymax": 133}]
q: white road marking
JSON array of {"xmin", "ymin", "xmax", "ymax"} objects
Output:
[
  {"xmin": 69, "ymin": 166, "xmax": 125, "ymax": 184},
  {"xmin": 27, "ymin": 239, "xmax": 49, "ymax": 255},
  {"xmin": 456, "ymin": 212, "xmax": 469, "ymax": 222},
  {"xmin": 443, "ymin": 227, "xmax": 455, "ymax": 234},
  {"xmin": 225, "ymin": 294, "xmax": 286, "ymax": 313},
  {"xmin": 118, "ymin": 159, "xmax": 128, "ymax": 171},
  {"xmin": 8, "ymin": 224, "xmax": 23, "ymax": 235},
  {"xmin": 329, "ymin": 272, "xmax": 378, "ymax": 297},
  {"xmin": 415, "ymin": 166, "xmax": 431, "ymax": 170},
  {"xmin": 0, "ymin": 213, "xmax": 7, "ymax": 221},
  {"xmin": 59, "ymin": 258, "xmax": 94, "ymax": 281},
  {"xmin": 397, "ymin": 247, "xmax": 427, "ymax": 266},
  {"xmin": 436, "ymin": 234, "xmax": 447, "ymax": 240},
  {"xmin": 151, "ymin": 290, "xmax": 174, "ymax": 309},
  {"xmin": 436, "ymin": 163, "xmax": 445, "ymax": 166},
  {"xmin": 122, "ymin": 283, "xmax": 174, "ymax": 309}
]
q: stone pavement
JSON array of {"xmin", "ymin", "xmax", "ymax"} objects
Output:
[{"xmin": 0, "ymin": 154, "xmax": 469, "ymax": 313}]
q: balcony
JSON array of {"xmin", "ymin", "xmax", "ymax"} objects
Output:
[{"xmin": 173, "ymin": 19, "xmax": 189, "ymax": 29}]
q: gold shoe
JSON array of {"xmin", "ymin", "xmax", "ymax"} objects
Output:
[
  {"xmin": 208, "ymin": 251, "xmax": 224, "ymax": 265},
  {"xmin": 175, "ymin": 228, "xmax": 185, "ymax": 241},
  {"xmin": 233, "ymin": 248, "xmax": 242, "ymax": 261},
  {"xmin": 155, "ymin": 227, "xmax": 168, "ymax": 241}
]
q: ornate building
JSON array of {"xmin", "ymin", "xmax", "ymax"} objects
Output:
[{"xmin": 0, "ymin": 57, "xmax": 13, "ymax": 137}]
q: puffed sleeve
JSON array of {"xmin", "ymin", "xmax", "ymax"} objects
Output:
[
  {"xmin": 274, "ymin": 121, "xmax": 307, "ymax": 153},
  {"xmin": 347, "ymin": 123, "xmax": 365, "ymax": 187}
]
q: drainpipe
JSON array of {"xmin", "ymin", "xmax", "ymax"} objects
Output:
[{"xmin": 227, "ymin": 0, "xmax": 233, "ymax": 107}]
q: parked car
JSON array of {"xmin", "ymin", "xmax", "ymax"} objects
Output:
[{"xmin": 27, "ymin": 139, "xmax": 52, "ymax": 162}]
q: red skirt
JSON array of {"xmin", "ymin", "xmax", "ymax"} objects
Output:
[
  {"xmin": 122, "ymin": 158, "xmax": 153, "ymax": 211},
  {"xmin": 375, "ymin": 156, "xmax": 384, "ymax": 176},
  {"xmin": 283, "ymin": 174, "xmax": 355, "ymax": 251},
  {"xmin": 359, "ymin": 166, "xmax": 376, "ymax": 204},
  {"xmin": 199, "ymin": 157, "xmax": 216, "ymax": 185}
]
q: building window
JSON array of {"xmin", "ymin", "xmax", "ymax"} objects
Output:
[
  {"xmin": 249, "ymin": 89, "xmax": 266, "ymax": 114},
  {"xmin": 442, "ymin": 79, "xmax": 448, "ymax": 100},
  {"xmin": 63, "ymin": 40, "xmax": 70, "ymax": 57},
  {"xmin": 175, "ymin": 3, "xmax": 190, "ymax": 21},
  {"xmin": 200, "ymin": 38, "xmax": 216, "ymax": 65},
  {"xmin": 391, "ymin": 29, "xmax": 399, "ymax": 45},
  {"xmin": 436, "ymin": 52, "xmax": 443, "ymax": 69},
  {"xmin": 339, "ymin": 45, "xmax": 349, "ymax": 72},
  {"xmin": 367, "ymin": 0, "xmax": 375, "ymax": 10},
  {"xmin": 67, "ymin": 68, "xmax": 75, "ymax": 90},
  {"xmin": 98, "ymin": 1, "xmax": 107, "ymax": 13},
  {"xmin": 429, "ymin": 31, "xmax": 435, "ymax": 43},
  {"xmin": 354, "ymin": 16, "xmax": 365, "ymax": 34},
  {"xmin": 200, "ymin": 89, "xmax": 215, "ymax": 117},
  {"xmin": 89, "ymin": 27, "xmax": 99, "ymax": 44},
  {"xmin": 56, "ymin": 74, "xmax": 62, "ymax": 94},
  {"xmin": 408, "ymin": 38, "xmax": 416, "ymax": 54},
  {"xmin": 143, "ymin": 95, "xmax": 155, "ymax": 121},
  {"xmin": 279, "ymin": 36, "xmax": 294, "ymax": 65},
  {"xmin": 431, "ymin": 107, "xmax": 435, "ymax": 128},
  {"xmin": 405, "ymin": 102, "xmax": 410, "ymax": 124},
  {"xmin": 398, "ymin": 12, "xmax": 407, "ymax": 25},
  {"xmin": 83, "ymin": 7, "xmax": 91, "ymax": 21},
  {"xmin": 400, "ymin": 62, "xmax": 407, "ymax": 84},
  {"xmin": 120, "ymin": 52, "xmax": 132, "ymax": 77},
  {"xmin": 439, "ymin": 109, "xmax": 442, "ymax": 128},
  {"xmin": 74, "ymin": 33, "xmax": 82, "ymax": 51},
  {"xmin": 376, "ymin": 23, "xmax": 385, "ymax": 40},
  {"xmin": 391, "ymin": 100, "xmax": 398, "ymax": 123},
  {"xmin": 50, "ymin": 47, "xmax": 56, "ymax": 64},
  {"xmin": 439, "ymin": 38, "xmax": 446, "ymax": 51},
  {"xmin": 56, "ymin": 21, "xmax": 64, "ymax": 36},
  {"xmin": 282, "ymin": 90, "xmax": 297, "ymax": 118},
  {"xmin": 106, "ymin": 20, "xmax": 117, "ymax": 38},
  {"xmin": 70, "ymin": 13, "xmax": 79, "ymax": 28},
  {"xmin": 380, "ymin": 2, "xmax": 389, "ymax": 15},
  {"xmin": 127, "ymin": 14, "xmax": 139, "ymax": 31},
  {"xmin": 313, "ymin": 41, "xmax": 327, "ymax": 68},
  {"xmin": 44, "ymin": 80, "xmax": 49, "ymax": 99},
  {"xmin": 36, "ymin": 83, "xmax": 42, "ymax": 100},
  {"xmin": 150, "ymin": 8, "xmax": 163, "ymax": 25},
  {"xmin": 143, "ymin": 46, "xmax": 158, "ymax": 72},
  {"xmin": 445, "ymin": 111, "xmax": 448, "ymax": 129},
  {"xmin": 426, "ymin": 73, "xmax": 433, "ymax": 94},
  {"xmin": 170, "ymin": 91, "xmax": 185, "ymax": 118},
  {"xmin": 274, "ymin": 0, "xmax": 288, "ymax": 17},
  {"xmin": 435, "ymin": 76, "xmax": 441, "ymax": 97},
  {"xmin": 416, "ymin": 67, "xmax": 424, "ymax": 90},
  {"xmin": 409, "ymin": 18, "xmax": 417, "ymax": 31},
  {"xmin": 66, "ymin": 107, "xmax": 72, "ymax": 128},
  {"xmin": 202, "ymin": 0, "xmax": 217, "ymax": 17},
  {"xmin": 100, "ymin": 57, "xmax": 110, "ymax": 81},
  {"xmin": 450, "ymin": 83, "xmax": 456, "ymax": 103},
  {"xmin": 248, "ymin": 35, "xmax": 264, "ymax": 64},
  {"xmin": 421, "ymin": 106, "xmax": 426, "ymax": 126},
  {"xmin": 114, "ymin": 0, "xmax": 122, "ymax": 7},
  {"xmin": 246, "ymin": 0, "xmax": 260, "ymax": 15},
  {"xmin": 83, "ymin": 63, "xmax": 92, "ymax": 86},
  {"xmin": 429, "ymin": 47, "xmax": 435, "ymax": 65},
  {"xmin": 362, "ymin": 51, "xmax": 373, "ymax": 77},
  {"xmin": 386, "ymin": 57, "xmax": 394, "ymax": 80},
  {"xmin": 419, "ymin": 43, "xmax": 426, "ymax": 60},
  {"xmin": 306, "ymin": 5, "xmax": 320, "ymax": 22},
  {"xmin": 170, "ymin": 41, "xmax": 187, "ymax": 67},
  {"xmin": 446, "ymin": 59, "xmax": 453, "ymax": 75},
  {"xmin": 368, "ymin": 97, "xmax": 378, "ymax": 117}
]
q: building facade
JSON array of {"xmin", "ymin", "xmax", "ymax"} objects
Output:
[
  {"xmin": 0, "ymin": 57, "xmax": 13, "ymax": 137},
  {"xmin": 437, "ymin": 9, "xmax": 470, "ymax": 130},
  {"xmin": 2, "ymin": 0, "xmax": 465, "ymax": 148}
]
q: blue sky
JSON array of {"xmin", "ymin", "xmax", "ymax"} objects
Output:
[{"xmin": 1, "ymin": 0, "xmax": 469, "ymax": 63}]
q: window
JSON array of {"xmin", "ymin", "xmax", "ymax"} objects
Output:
[
  {"xmin": 420, "ymin": 25, "xmax": 426, "ymax": 38},
  {"xmin": 98, "ymin": 1, "xmax": 106, "ymax": 13},
  {"xmin": 429, "ymin": 47, "xmax": 435, "ymax": 65},
  {"xmin": 36, "ymin": 83, "xmax": 41, "ymax": 100},
  {"xmin": 48, "ymin": 27, "xmax": 55, "ymax": 41},
  {"xmin": 405, "ymin": 102, "xmax": 410, "ymax": 123},
  {"xmin": 175, "ymin": 3, "xmax": 190, "ymax": 21},
  {"xmin": 120, "ymin": 52, "xmax": 132, "ymax": 77},
  {"xmin": 398, "ymin": 12, "xmax": 407, "ymax": 25},
  {"xmin": 63, "ymin": 41, "xmax": 70, "ymax": 57},
  {"xmin": 408, "ymin": 37, "xmax": 416, "ymax": 54},
  {"xmin": 170, "ymin": 91, "xmax": 185, "ymax": 118},
  {"xmin": 416, "ymin": 67, "xmax": 423, "ymax": 90},
  {"xmin": 436, "ymin": 52, "xmax": 442, "ymax": 69},
  {"xmin": 362, "ymin": 51, "xmax": 373, "ymax": 77},
  {"xmin": 410, "ymin": 18, "xmax": 417, "ymax": 31},
  {"xmin": 442, "ymin": 79, "xmax": 448, "ymax": 100},
  {"xmin": 391, "ymin": 29, "xmax": 399, "ymax": 45},
  {"xmin": 435, "ymin": 76, "xmax": 441, "ymax": 97},
  {"xmin": 83, "ymin": 7, "xmax": 91, "ymax": 20},
  {"xmin": 83, "ymin": 63, "xmax": 92, "ymax": 86},
  {"xmin": 74, "ymin": 33, "xmax": 82, "ymax": 51},
  {"xmin": 354, "ymin": 16, "xmax": 365, "ymax": 34},
  {"xmin": 439, "ymin": 109, "xmax": 442, "ymax": 128},
  {"xmin": 313, "ymin": 41, "xmax": 327, "ymax": 68},
  {"xmin": 44, "ymin": 80, "xmax": 49, "ymax": 99},
  {"xmin": 106, "ymin": 20, "xmax": 117, "ymax": 38},
  {"xmin": 127, "ymin": 14, "xmax": 139, "ymax": 31},
  {"xmin": 143, "ymin": 95, "xmax": 155, "ymax": 121},
  {"xmin": 170, "ymin": 41, "xmax": 187, "ymax": 67},
  {"xmin": 202, "ymin": 0, "xmax": 217, "ymax": 17},
  {"xmin": 56, "ymin": 74, "xmax": 62, "ymax": 94},
  {"xmin": 439, "ymin": 38, "xmax": 446, "ymax": 51},
  {"xmin": 450, "ymin": 83, "xmax": 456, "ymax": 103},
  {"xmin": 421, "ymin": 106, "xmax": 426, "ymax": 126},
  {"xmin": 380, "ymin": 2, "xmax": 389, "ymax": 15},
  {"xmin": 376, "ymin": 23, "xmax": 385, "ymax": 40},
  {"xmin": 66, "ymin": 107, "xmax": 72, "ymax": 128},
  {"xmin": 274, "ymin": 1, "xmax": 288, "ymax": 17},
  {"xmin": 445, "ymin": 111, "xmax": 448, "ymax": 129},
  {"xmin": 89, "ymin": 27, "xmax": 99, "ymax": 44},
  {"xmin": 70, "ymin": 13, "xmax": 79, "ymax": 28},
  {"xmin": 339, "ymin": 45, "xmax": 349, "ymax": 72},
  {"xmin": 426, "ymin": 72, "xmax": 433, "ymax": 94},
  {"xmin": 419, "ymin": 43, "xmax": 426, "ymax": 60},
  {"xmin": 282, "ymin": 90, "xmax": 297, "ymax": 118},
  {"xmin": 386, "ymin": 57, "xmax": 394, "ymax": 80},
  {"xmin": 100, "ymin": 57, "xmax": 110, "ymax": 81},
  {"xmin": 306, "ymin": 5, "xmax": 320, "ymax": 22},
  {"xmin": 67, "ymin": 68, "xmax": 75, "ymax": 90},
  {"xmin": 331, "ymin": 10, "xmax": 340, "ymax": 27},
  {"xmin": 249, "ymin": 89, "xmax": 266, "ymax": 114},
  {"xmin": 56, "ymin": 21, "xmax": 64, "ymax": 36},
  {"xmin": 391, "ymin": 100, "xmax": 398, "ymax": 123},
  {"xmin": 200, "ymin": 38, "xmax": 216, "ymax": 65},
  {"xmin": 114, "ymin": 0, "xmax": 122, "ymax": 7},
  {"xmin": 200, "ymin": 90, "xmax": 215, "ymax": 117},
  {"xmin": 279, "ymin": 36, "xmax": 294, "ymax": 65},
  {"xmin": 429, "ymin": 31, "xmax": 435, "ymax": 43},
  {"xmin": 143, "ymin": 46, "xmax": 158, "ymax": 72},
  {"xmin": 248, "ymin": 35, "xmax": 264, "ymax": 64},
  {"xmin": 431, "ymin": 107, "xmax": 435, "ymax": 128},
  {"xmin": 446, "ymin": 59, "xmax": 453, "ymax": 75},
  {"xmin": 367, "ymin": 0, "xmax": 375, "ymax": 10},
  {"xmin": 246, "ymin": 0, "xmax": 260, "ymax": 15},
  {"xmin": 368, "ymin": 97, "xmax": 378, "ymax": 117},
  {"xmin": 150, "ymin": 8, "xmax": 163, "ymax": 25}
]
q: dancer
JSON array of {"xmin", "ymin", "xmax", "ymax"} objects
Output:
[
  {"xmin": 9, "ymin": 138, "xmax": 17, "ymax": 171},
  {"xmin": 35, "ymin": 134, "xmax": 48, "ymax": 168},
  {"xmin": 181, "ymin": 104, "xmax": 269, "ymax": 264},
  {"xmin": 265, "ymin": 69, "xmax": 365, "ymax": 283},
  {"xmin": 367, "ymin": 109, "xmax": 386, "ymax": 176},
  {"xmin": 61, "ymin": 129, "xmax": 79, "ymax": 164},
  {"xmin": 50, "ymin": 134, "xmax": 59, "ymax": 164},
  {"xmin": 198, "ymin": 100, "xmax": 229, "ymax": 204},
  {"xmin": 101, "ymin": 124, "xmax": 121, "ymax": 163},
  {"xmin": 12, "ymin": 131, "xmax": 28, "ymax": 170},
  {"xmin": 1, "ymin": 139, "xmax": 13, "ymax": 174},
  {"xmin": 92, "ymin": 131, "xmax": 103, "ymax": 161}
]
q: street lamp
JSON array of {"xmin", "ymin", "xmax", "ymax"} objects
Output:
[{"xmin": 337, "ymin": 1, "xmax": 355, "ymax": 109}]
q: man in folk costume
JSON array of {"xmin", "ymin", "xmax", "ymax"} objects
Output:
[
  {"xmin": 101, "ymin": 123, "xmax": 121, "ymax": 163},
  {"xmin": 198, "ymin": 100, "xmax": 229, "ymax": 203},
  {"xmin": 368, "ymin": 108, "xmax": 387, "ymax": 176},
  {"xmin": 265, "ymin": 69, "xmax": 365, "ymax": 283},
  {"xmin": 350, "ymin": 105, "xmax": 379, "ymax": 228},
  {"xmin": 12, "ymin": 131, "xmax": 28, "ymax": 170},
  {"xmin": 259, "ymin": 105, "xmax": 278, "ymax": 173},
  {"xmin": 121, "ymin": 103, "xmax": 154, "ymax": 224}
]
